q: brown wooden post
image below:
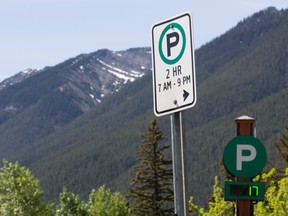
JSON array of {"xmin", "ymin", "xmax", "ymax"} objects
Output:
[{"xmin": 235, "ymin": 115, "xmax": 255, "ymax": 216}]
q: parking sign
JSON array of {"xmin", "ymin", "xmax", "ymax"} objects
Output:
[{"xmin": 151, "ymin": 13, "xmax": 196, "ymax": 117}]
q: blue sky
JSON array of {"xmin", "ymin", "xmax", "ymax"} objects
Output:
[{"xmin": 1, "ymin": 0, "xmax": 287, "ymax": 81}]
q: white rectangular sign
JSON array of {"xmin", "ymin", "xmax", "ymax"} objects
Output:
[{"xmin": 151, "ymin": 12, "xmax": 196, "ymax": 117}]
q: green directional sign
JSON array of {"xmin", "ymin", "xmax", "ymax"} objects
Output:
[
  {"xmin": 223, "ymin": 135, "xmax": 267, "ymax": 178},
  {"xmin": 224, "ymin": 181, "xmax": 265, "ymax": 201}
]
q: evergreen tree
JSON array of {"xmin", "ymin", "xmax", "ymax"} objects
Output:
[
  {"xmin": 275, "ymin": 126, "xmax": 288, "ymax": 166},
  {"xmin": 129, "ymin": 119, "xmax": 174, "ymax": 216}
]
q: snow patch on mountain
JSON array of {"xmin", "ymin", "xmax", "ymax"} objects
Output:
[
  {"xmin": 0, "ymin": 47, "xmax": 152, "ymax": 114},
  {"xmin": 0, "ymin": 68, "xmax": 41, "ymax": 91},
  {"xmin": 96, "ymin": 58, "xmax": 145, "ymax": 83}
]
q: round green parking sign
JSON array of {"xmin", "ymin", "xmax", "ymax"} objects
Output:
[{"xmin": 223, "ymin": 135, "xmax": 267, "ymax": 178}]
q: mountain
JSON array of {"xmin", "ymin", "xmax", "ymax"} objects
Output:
[
  {"xmin": 0, "ymin": 48, "xmax": 151, "ymax": 156},
  {"xmin": 0, "ymin": 48, "xmax": 151, "ymax": 113},
  {"xmin": 0, "ymin": 7, "xmax": 288, "ymax": 206},
  {"xmin": 0, "ymin": 68, "xmax": 41, "ymax": 91}
]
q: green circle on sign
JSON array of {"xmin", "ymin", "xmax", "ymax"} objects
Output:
[
  {"xmin": 223, "ymin": 135, "xmax": 267, "ymax": 178},
  {"xmin": 159, "ymin": 22, "xmax": 186, "ymax": 65}
]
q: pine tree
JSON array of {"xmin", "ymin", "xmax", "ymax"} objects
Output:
[
  {"xmin": 275, "ymin": 126, "xmax": 288, "ymax": 166},
  {"xmin": 129, "ymin": 119, "xmax": 174, "ymax": 216}
]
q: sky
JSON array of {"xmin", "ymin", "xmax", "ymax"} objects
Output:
[{"xmin": 1, "ymin": 0, "xmax": 288, "ymax": 81}]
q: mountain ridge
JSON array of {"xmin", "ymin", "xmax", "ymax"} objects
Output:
[
  {"xmin": 0, "ymin": 7, "xmax": 287, "ymax": 205},
  {"xmin": 0, "ymin": 47, "xmax": 151, "ymax": 154}
]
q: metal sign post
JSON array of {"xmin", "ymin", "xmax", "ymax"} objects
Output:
[
  {"xmin": 171, "ymin": 111, "xmax": 189, "ymax": 216},
  {"xmin": 151, "ymin": 12, "xmax": 197, "ymax": 215}
]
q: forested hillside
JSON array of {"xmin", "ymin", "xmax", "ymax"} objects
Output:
[
  {"xmin": 0, "ymin": 7, "xmax": 288, "ymax": 206},
  {"xmin": 0, "ymin": 48, "xmax": 151, "ymax": 160}
]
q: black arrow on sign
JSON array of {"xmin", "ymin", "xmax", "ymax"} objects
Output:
[{"xmin": 183, "ymin": 90, "xmax": 189, "ymax": 101}]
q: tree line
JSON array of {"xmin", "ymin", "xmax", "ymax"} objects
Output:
[
  {"xmin": 1, "ymin": 119, "xmax": 288, "ymax": 215},
  {"xmin": 0, "ymin": 119, "xmax": 173, "ymax": 215}
]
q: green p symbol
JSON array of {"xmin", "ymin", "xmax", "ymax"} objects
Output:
[{"xmin": 159, "ymin": 22, "xmax": 186, "ymax": 65}]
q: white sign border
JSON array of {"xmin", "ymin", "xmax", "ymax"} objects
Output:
[{"xmin": 151, "ymin": 12, "xmax": 197, "ymax": 117}]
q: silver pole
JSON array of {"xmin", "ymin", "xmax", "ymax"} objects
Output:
[{"xmin": 171, "ymin": 111, "xmax": 188, "ymax": 216}]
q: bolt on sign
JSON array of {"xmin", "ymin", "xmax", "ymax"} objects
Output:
[{"xmin": 151, "ymin": 13, "xmax": 196, "ymax": 117}]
